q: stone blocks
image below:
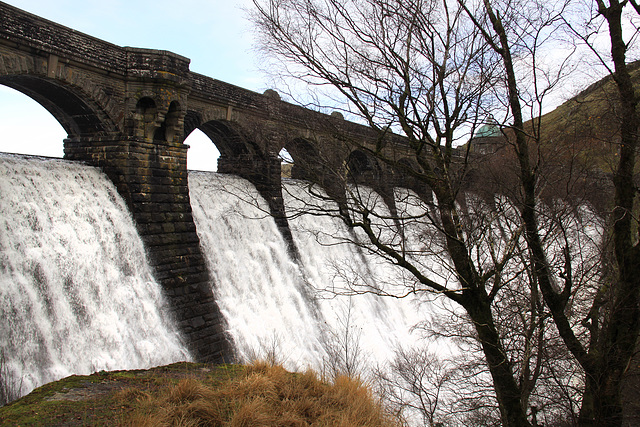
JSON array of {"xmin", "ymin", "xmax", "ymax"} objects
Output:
[{"xmin": 65, "ymin": 136, "xmax": 234, "ymax": 363}]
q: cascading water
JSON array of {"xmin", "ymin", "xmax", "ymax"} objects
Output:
[
  {"xmin": 0, "ymin": 154, "xmax": 190, "ymax": 400},
  {"xmin": 189, "ymin": 170, "xmax": 606, "ymax": 424},
  {"xmin": 189, "ymin": 171, "xmax": 427, "ymax": 373},
  {"xmin": 189, "ymin": 172, "xmax": 328, "ymax": 367},
  {"xmin": 283, "ymin": 181, "xmax": 430, "ymax": 363},
  {"xmin": 0, "ymin": 149, "xmax": 606, "ymax": 424}
]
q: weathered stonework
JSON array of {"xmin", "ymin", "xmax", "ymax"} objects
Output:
[
  {"xmin": 0, "ymin": 1, "xmax": 420, "ymax": 362},
  {"xmin": 64, "ymin": 136, "xmax": 234, "ymax": 362}
]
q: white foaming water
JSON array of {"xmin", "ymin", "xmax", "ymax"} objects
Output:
[
  {"xmin": 189, "ymin": 172, "xmax": 427, "ymax": 372},
  {"xmin": 189, "ymin": 172, "xmax": 326, "ymax": 367},
  {"xmin": 189, "ymin": 171, "xmax": 602, "ymax": 425},
  {"xmin": 284, "ymin": 182, "xmax": 428, "ymax": 364},
  {"xmin": 0, "ymin": 154, "xmax": 190, "ymax": 398}
]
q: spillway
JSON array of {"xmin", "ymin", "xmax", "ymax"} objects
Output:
[
  {"xmin": 0, "ymin": 154, "xmax": 190, "ymax": 399},
  {"xmin": 189, "ymin": 172, "xmax": 425, "ymax": 372},
  {"xmin": 1, "ymin": 154, "xmax": 431, "ymax": 404}
]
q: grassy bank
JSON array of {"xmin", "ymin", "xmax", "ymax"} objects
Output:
[{"xmin": 0, "ymin": 361, "xmax": 398, "ymax": 426}]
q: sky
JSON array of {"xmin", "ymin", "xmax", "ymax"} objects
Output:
[{"xmin": 0, "ymin": 0, "xmax": 267, "ymax": 171}]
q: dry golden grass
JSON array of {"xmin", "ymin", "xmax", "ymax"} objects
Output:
[{"xmin": 126, "ymin": 361, "xmax": 399, "ymax": 427}]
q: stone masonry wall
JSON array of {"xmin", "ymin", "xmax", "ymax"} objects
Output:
[
  {"xmin": 1, "ymin": 0, "xmax": 419, "ymax": 366},
  {"xmin": 65, "ymin": 137, "xmax": 234, "ymax": 363}
]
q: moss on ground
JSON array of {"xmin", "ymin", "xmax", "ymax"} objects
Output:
[
  {"xmin": 0, "ymin": 362, "xmax": 397, "ymax": 426},
  {"xmin": 0, "ymin": 362, "xmax": 246, "ymax": 426}
]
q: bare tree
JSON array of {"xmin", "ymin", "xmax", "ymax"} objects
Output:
[
  {"xmin": 458, "ymin": 0, "xmax": 640, "ymax": 424},
  {"xmin": 376, "ymin": 347, "xmax": 462, "ymax": 426},
  {"xmin": 249, "ymin": 0, "xmax": 586, "ymax": 425},
  {"xmin": 319, "ymin": 298, "xmax": 369, "ymax": 380},
  {"xmin": 0, "ymin": 350, "xmax": 23, "ymax": 406}
]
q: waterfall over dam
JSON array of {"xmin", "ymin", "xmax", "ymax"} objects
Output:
[
  {"xmin": 0, "ymin": 154, "xmax": 190, "ymax": 398},
  {"xmin": 0, "ymin": 153, "xmax": 427, "ymax": 401},
  {"xmin": 189, "ymin": 173, "xmax": 424, "ymax": 369}
]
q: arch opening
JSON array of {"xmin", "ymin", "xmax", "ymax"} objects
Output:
[
  {"xmin": 346, "ymin": 149, "xmax": 381, "ymax": 183},
  {"xmin": 199, "ymin": 120, "xmax": 252, "ymax": 158},
  {"xmin": 185, "ymin": 118, "xmax": 264, "ymax": 173},
  {"xmin": 278, "ymin": 147, "xmax": 293, "ymax": 178},
  {"xmin": 193, "ymin": 120, "xmax": 269, "ymax": 176},
  {"xmin": 283, "ymin": 138, "xmax": 324, "ymax": 181},
  {"xmin": 135, "ymin": 97, "xmax": 157, "ymax": 141},
  {"xmin": 0, "ymin": 75, "xmax": 114, "ymax": 138},
  {"xmin": 0, "ymin": 85, "xmax": 66, "ymax": 157},
  {"xmin": 278, "ymin": 147, "xmax": 293, "ymax": 164},
  {"xmin": 395, "ymin": 157, "xmax": 424, "ymax": 177},
  {"xmin": 185, "ymin": 129, "xmax": 221, "ymax": 172}
]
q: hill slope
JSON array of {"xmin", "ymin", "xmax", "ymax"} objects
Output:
[{"xmin": 0, "ymin": 362, "xmax": 397, "ymax": 426}]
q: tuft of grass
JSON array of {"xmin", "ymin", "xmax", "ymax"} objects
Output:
[
  {"xmin": 0, "ymin": 362, "xmax": 397, "ymax": 426},
  {"xmin": 128, "ymin": 361, "xmax": 400, "ymax": 426},
  {"xmin": 113, "ymin": 386, "xmax": 151, "ymax": 403}
]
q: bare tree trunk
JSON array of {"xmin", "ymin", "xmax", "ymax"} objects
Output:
[
  {"xmin": 467, "ymin": 1, "xmax": 586, "ymax": 423},
  {"xmin": 577, "ymin": 2, "xmax": 640, "ymax": 425},
  {"xmin": 432, "ymin": 182, "xmax": 532, "ymax": 426},
  {"xmin": 462, "ymin": 289, "xmax": 532, "ymax": 427}
]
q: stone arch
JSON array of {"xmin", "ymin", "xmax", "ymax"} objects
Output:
[
  {"xmin": 0, "ymin": 75, "xmax": 118, "ymax": 138},
  {"xmin": 195, "ymin": 120, "xmax": 266, "ymax": 170},
  {"xmin": 394, "ymin": 157, "xmax": 432, "ymax": 203},
  {"xmin": 393, "ymin": 157, "xmax": 422, "ymax": 185},
  {"xmin": 345, "ymin": 149, "xmax": 400, "ymax": 219},
  {"xmin": 283, "ymin": 137, "xmax": 349, "ymax": 219},
  {"xmin": 283, "ymin": 138, "xmax": 324, "ymax": 181},
  {"xmin": 183, "ymin": 110, "xmax": 202, "ymax": 139},
  {"xmin": 346, "ymin": 149, "xmax": 382, "ymax": 184}
]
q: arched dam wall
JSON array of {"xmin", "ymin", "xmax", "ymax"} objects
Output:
[{"xmin": 0, "ymin": 1, "xmax": 418, "ymax": 362}]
